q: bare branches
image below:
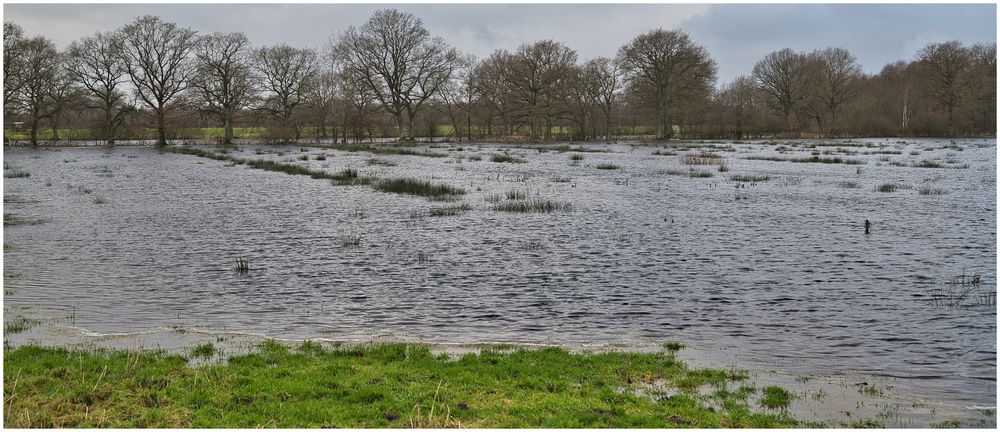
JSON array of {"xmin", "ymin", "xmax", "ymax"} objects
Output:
[
  {"xmin": 253, "ymin": 44, "xmax": 318, "ymax": 141},
  {"xmin": 190, "ymin": 32, "xmax": 254, "ymax": 144}
]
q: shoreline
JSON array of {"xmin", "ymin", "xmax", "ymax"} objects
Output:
[{"xmin": 3, "ymin": 317, "xmax": 995, "ymax": 428}]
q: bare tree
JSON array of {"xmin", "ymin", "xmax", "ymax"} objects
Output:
[
  {"xmin": 470, "ymin": 51, "xmax": 516, "ymax": 137},
  {"xmin": 17, "ymin": 36, "xmax": 61, "ymax": 145},
  {"xmin": 716, "ymin": 76, "xmax": 761, "ymax": 139},
  {"xmin": 4, "ymin": 22, "xmax": 26, "ymax": 119},
  {"xmin": 809, "ymin": 47, "xmax": 862, "ymax": 134},
  {"xmin": 966, "ymin": 42, "xmax": 996, "ymax": 132},
  {"xmin": 253, "ymin": 44, "xmax": 318, "ymax": 142},
  {"xmin": 753, "ymin": 48, "xmax": 809, "ymax": 131},
  {"xmin": 617, "ymin": 29, "xmax": 716, "ymax": 139},
  {"xmin": 120, "ymin": 15, "xmax": 197, "ymax": 146},
  {"xmin": 66, "ymin": 31, "xmax": 130, "ymax": 144},
  {"xmin": 916, "ymin": 41, "xmax": 971, "ymax": 134},
  {"xmin": 190, "ymin": 32, "xmax": 255, "ymax": 145},
  {"xmin": 503, "ymin": 40, "xmax": 577, "ymax": 140},
  {"xmin": 336, "ymin": 9, "xmax": 459, "ymax": 141},
  {"xmin": 584, "ymin": 57, "xmax": 623, "ymax": 140},
  {"xmin": 435, "ymin": 54, "xmax": 475, "ymax": 142},
  {"xmin": 308, "ymin": 69, "xmax": 338, "ymax": 140}
]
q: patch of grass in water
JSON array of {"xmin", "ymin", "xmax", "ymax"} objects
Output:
[
  {"xmin": 2, "ymin": 342, "xmax": 799, "ymax": 428},
  {"xmin": 373, "ymin": 178, "xmax": 464, "ymax": 199},
  {"xmin": 4, "ymin": 167, "xmax": 30, "ymax": 178},
  {"xmin": 569, "ymin": 154, "xmax": 584, "ymax": 161},
  {"xmin": 428, "ymin": 203, "xmax": 472, "ymax": 217},
  {"xmin": 918, "ymin": 187, "xmax": 947, "ymax": 195},
  {"xmin": 760, "ymin": 386, "xmax": 793, "ymax": 410},
  {"xmin": 493, "ymin": 198, "xmax": 571, "ymax": 213},
  {"xmin": 915, "ymin": 159, "xmax": 945, "ymax": 168},
  {"xmin": 192, "ymin": 343, "xmax": 216, "ymax": 359},
  {"xmin": 595, "ymin": 163, "xmax": 620, "ymax": 170},
  {"xmin": 341, "ymin": 233, "xmax": 362, "ymax": 248},
  {"xmin": 876, "ymin": 183, "xmax": 897, "ymax": 193},
  {"xmin": 233, "ymin": 257, "xmax": 250, "ymax": 274},
  {"xmin": 491, "ymin": 153, "xmax": 525, "ymax": 163},
  {"xmin": 5, "ymin": 317, "xmax": 40, "ymax": 334},
  {"xmin": 836, "ymin": 181, "xmax": 860, "ymax": 189},
  {"xmin": 366, "ymin": 158, "xmax": 397, "ymax": 167},
  {"xmin": 92, "ymin": 196, "xmax": 108, "ymax": 205},
  {"xmin": 662, "ymin": 342, "xmax": 684, "ymax": 351},
  {"xmin": 730, "ymin": 174, "xmax": 770, "ymax": 182}
]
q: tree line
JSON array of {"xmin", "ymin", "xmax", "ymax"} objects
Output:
[{"xmin": 3, "ymin": 9, "xmax": 996, "ymax": 146}]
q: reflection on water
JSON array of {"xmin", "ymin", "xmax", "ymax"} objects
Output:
[{"xmin": 4, "ymin": 138, "xmax": 996, "ymax": 413}]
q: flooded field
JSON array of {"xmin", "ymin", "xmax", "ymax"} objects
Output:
[{"xmin": 3, "ymin": 138, "xmax": 996, "ymax": 425}]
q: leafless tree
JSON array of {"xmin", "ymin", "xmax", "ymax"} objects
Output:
[
  {"xmin": 253, "ymin": 44, "xmax": 318, "ymax": 141},
  {"xmin": 916, "ymin": 41, "xmax": 971, "ymax": 134},
  {"xmin": 120, "ymin": 15, "xmax": 198, "ymax": 146},
  {"xmin": 336, "ymin": 9, "xmax": 460, "ymax": 141},
  {"xmin": 753, "ymin": 48, "xmax": 809, "ymax": 131},
  {"xmin": 470, "ymin": 51, "xmax": 516, "ymax": 137},
  {"xmin": 307, "ymin": 68, "xmax": 338, "ymax": 140},
  {"xmin": 190, "ymin": 32, "xmax": 255, "ymax": 145},
  {"xmin": 584, "ymin": 57, "xmax": 623, "ymax": 140},
  {"xmin": 66, "ymin": 31, "xmax": 130, "ymax": 144},
  {"xmin": 435, "ymin": 54, "xmax": 476, "ymax": 141},
  {"xmin": 808, "ymin": 47, "xmax": 862, "ymax": 134},
  {"xmin": 4, "ymin": 21, "xmax": 26, "ymax": 119},
  {"xmin": 716, "ymin": 76, "xmax": 761, "ymax": 139},
  {"xmin": 504, "ymin": 40, "xmax": 577, "ymax": 139},
  {"xmin": 617, "ymin": 29, "xmax": 716, "ymax": 139},
  {"xmin": 966, "ymin": 42, "xmax": 996, "ymax": 132},
  {"xmin": 16, "ymin": 36, "xmax": 61, "ymax": 144}
]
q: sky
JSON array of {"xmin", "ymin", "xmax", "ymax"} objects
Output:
[{"xmin": 3, "ymin": 3, "xmax": 996, "ymax": 84}]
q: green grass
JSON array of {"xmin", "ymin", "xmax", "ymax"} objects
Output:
[
  {"xmin": 373, "ymin": 178, "xmax": 465, "ymax": 199},
  {"xmin": 490, "ymin": 153, "xmax": 525, "ymax": 163},
  {"xmin": 191, "ymin": 343, "xmax": 216, "ymax": 359},
  {"xmin": 759, "ymin": 386, "xmax": 793, "ymax": 410},
  {"xmin": 493, "ymin": 199, "xmax": 571, "ymax": 213},
  {"xmin": 4, "ymin": 317, "xmax": 40, "ymax": 334},
  {"xmin": 2, "ymin": 342, "xmax": 799, "ymax": 428}
]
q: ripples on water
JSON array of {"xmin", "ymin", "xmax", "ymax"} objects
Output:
[{"xmin": 3, "ymin": 138, "xmax": 996, "ymax": 408}]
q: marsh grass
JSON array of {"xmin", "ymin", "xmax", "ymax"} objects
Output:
[
  {"xmin": 918, "ymin": 187, "xmax": 947, "ymax": 195},
  {"xmin": 745, "ymin": 155, "xmax": 863, "ymax": 165},
  {"xmin": 493, "ymin": 198, "xmax": 571, "ymax": 213},
  {"xmin": 2, "ymin": 342, "xmax": 798, "ymax": 428},
  {"xmin": 329, "ymin": 143, "xmax": 447, "ymax": 158},
  {"xmin": 4, "ymin": 317, "xmax": 40, "ymax": 334},
  {"xmin": 876, "ymin": 183, "xmax": 897, "ymax": 193},
  {"xmin": 914, "ymin": 160, "xmax": 945, "ymax": 168},
  {"xmin": 491, "ymin": 153, "xmax": 525, "ymax": 163},
  {"xmin": 429, "ymin": 203, "xmax": 472, "ymax": 217},
  {"xmin": 192, "ymin": 343, "xmax": 216, "ymax": 359},
  {"xmin": 4, "ymin": 167, "xmax": 30, "ymax": 178},
  {"xmin": 730, "ymin": 174, "xmax": 770, "ymax": 182},
  {"xmin": 92, "ymin": 196, "xmax": 108, "ymax": 205},
  {"xmin": 595, "ymin": 163, "xmax": 620, "ymax": 170},
  {"xmin": 760, "ymin": 386, "xmax": 793, "ymax": 410},
  {"xmin": 315, "ymin": 154, "xmax": 327, "ymax": 161},
  {"xmin": 836, "ymin": 181, "xmax": 860, "ymax": 189},
  {"xmin": 233, "ymin": 257, "xmax": 250, "ymax": 274},
  {"xmin": 341, "ymin": 233, "xmax": 362, "ymax": 248},
  {"xmin": 367, "ymin": 158, "xmax": 397, "ymax": 167},
  {"xmin": 373, "ymin": 178, "xmax": 465, "ymax": 199},
  {"xmin": 682, "ymin": 152, "xmax": 727, "ymax": 166},
  {"xmin": 569, "ymin": 154, "xmax": 584, "ymax": 161}
]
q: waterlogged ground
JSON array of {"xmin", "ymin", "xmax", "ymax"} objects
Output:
[{"xmin": 4, "ymin": 138, "xmax": 996, "ymax": 426}]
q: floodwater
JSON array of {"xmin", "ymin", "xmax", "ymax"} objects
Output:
[{"xmin": 3, "ymin": 138, "xmax": 996, "ymax": 425}]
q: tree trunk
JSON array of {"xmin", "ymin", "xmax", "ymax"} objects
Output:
[
  {"xmin": 156, "ymin": 109, "xmax": 167, "ymax": 146},
  {"xmin": 605, "ymin": 111, "xmax": 612, "ymax": 141},
  {"xmin": 223, "ymin": 112, "xmax": 234, "ymax": 145},
  {"xmin": 105, "ymin": 109, "xmax": 115, "ymax": 146},
  {"xmin": 394, "ymin": 112, "xmax": 405, "ymax": 141},
  {"xmin": 29, "ymin": 119, "xmax": 39, "ymax": 146},
  {"xmin": 51, "ymin": 119, "xmax": 59, "ymax": 142}
]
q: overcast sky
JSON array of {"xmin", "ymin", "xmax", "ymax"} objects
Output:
[{"xmin": 4, "ymin": 3, "xmax": 996, "ymax": 84}]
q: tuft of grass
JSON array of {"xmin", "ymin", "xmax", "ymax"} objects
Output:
[
  {"xmin": 876, "ymin": 183, "xmax": 897, "ymax": 193},
  {"xmin": 730, "ymin": 174, "xmax": 770, "ymax": 182},
  {"xmin": 298, "ymin": 154, "xmax": 309, "ymax": 161},
  {"xmin": 366, "ymin": 158, "xmax": 397, "ymax": 167},
  {"xmin": 92, "ymin": 196, "xmax": 108, "ymax": 205},
  {"xmin": 341, "ymin": 233, "xmax": 362, "ymax": 248},
  {"xmin": 915, "ymin": 159, "xmax": 944, "ymax": 168},
  {"xmin": 315, "ymin": 154, "xmax": 327, "ymax": 161},
  {"xmin": 4, "ymin": 167, "xmax": 30, "ymax": 178},
  {"xmin": 428, "ymin": 203, "xmax": 472, "ymax": 217},
  {"xmin": 1, "ymin": 342, "xmax": 800, "ymax": 428},
  {"xmin": 490, "ymin": 153, "xmax": 525, "ymax": 163},
  {"xmin": 760, "ymin": 386, "xmax": 793, "ymax": 410},
  {"xmin": 4, "ymin": 317, "xmax": 40, "ymax": 334},
  {"xmin": 595, "ymin": 163, "xmax": 620, "ymax": 170},
  {"xmin": 373, "ymin": 178, "xmax": 464, "ymax": 199},
  {"xmin": 493, "ymin": 199, "xmax": 571, "ymax": 213},
  {"xmin": 662, "ymin": 342, "xmax": 684, "ymax": 351},
  {"xmin": 918, "ymin": 187, "xmax": 947, "ymax": 195},
  {"xmin": 233, "ymin": 257, "xmax": 250, "ymax": 274},
  {"xmin": 505, "ymin": 189, "xmax": 527, "ymax": 200},
  {"xmin": 836, "ymin": 181, "xmax": 860, "ymax": 189},
  {"xmin": 569, "ymin": 154, "xmax": 584, "ymax": 161},
  {"xmin": 192, "ymin": 343, "xmax": 216, "ymax": 359}
]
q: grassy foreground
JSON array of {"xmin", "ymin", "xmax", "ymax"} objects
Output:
[{"xmin": 3, "ymin": 341, "xmax": 797, "ymax": 428}]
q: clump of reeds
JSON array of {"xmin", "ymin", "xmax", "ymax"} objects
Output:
[
  {"xmin": 341, "ymin": 233, "xmax": 362, "ymax": 248},
  {"xmin": 569, "ymin": 154, "xmax": 584, "ymax": 161},
  {"xmin": 682, "ymin": 151, "xmax": 726, "ymax": 166},
  {"xmin": 373, "ymin": 178, "xmax": 465, "ymax": 199},
  {"xmin": 730, "ymin": 174, "xmax": 770, "ymax": 182},
  {"xmin": 493, "ymin": 198, "xmax": 571, "ymax": 213},
  {"xmin": 876, "ymin": 183, "xmax": 897, "ymax": 193},
  {"xmin": 915, "ymin": 159, "xmax": 944, "ymax": 168},
  {"xmin": 92, "ymin": 196, "xmax": 107, "ymax": 205},
  {"xmin": 491, "ymin": 153, "xmax": 525, "ymax": 163},
  {"xmin": 429, "ymin": 203, "xmax": 472, "ymax": 217},
  {"xmin": 506, "ymin": 189, "xmax": 527, "ymax": 200},
  {"xmin": 233, "ymin": 257, "xmax": 251, "ymax": 274},
  {"xmin": 595, "ymin": 163, "xmax": 620, "ymax": 170},
  {"xmin": 918, "ymin": 187, "xmax": 947, "ymax": 195},
  {"xmin": 367, "ymin": 158, "xmax": 397, "ymax": 166},
  {"xmin": 836, "ymin": 181, "xmax": 860, "ymax": 189},
  {"xmin": 3, "ymin": 167, "xmax": 30, "ymax": 178}
]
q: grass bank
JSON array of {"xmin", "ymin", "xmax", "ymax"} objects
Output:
[{"xmin": 3, "ymin": 342, "xmax": 797, "ymax": 428}]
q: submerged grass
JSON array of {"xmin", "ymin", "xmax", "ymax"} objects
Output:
[
  {"xmin": 373, "ymin": 178, "xmax": 465, "ymax": 199},
  {"xmin": 2, "ymin": 342, "xmax": 798, "ymax": 428},
  {"xmin": 493, "ymin": 198, "xmax": 571, "ymax": 213}
]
